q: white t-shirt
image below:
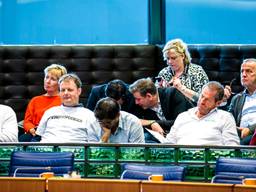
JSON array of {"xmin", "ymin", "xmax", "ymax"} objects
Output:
[
  {"xmin": 0, "ymin": 104, "xmax": 18, "ymax": 142},
  {"xmin": 36, "ymin": 105, "xmax": 94, "ymax": 143}
]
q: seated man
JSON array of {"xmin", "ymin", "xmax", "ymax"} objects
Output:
[
  {"xmin": 129, "ymin": 78, "xmax": 193, "ymax": 143},
  {"xmin": 86, "ymin": 79, "xmax": 136, "ymax": 113},
  {"xmin": 165, "ymin": 81, "xmax": 240, "ymax": 145},
  {"xmin": 88, "ymin": 97, "xmax": 144, "ymax": 143},
  {"xmin": 0, "ymin": 104, "xmax": 18, "ymax": 142},
  {"xmin": 35, "ymin": 73, "xmax": 94, "ymax": 142},
  {"xmin": 228, "ymin": 58, "xmax": 256, "ymax": 145}
]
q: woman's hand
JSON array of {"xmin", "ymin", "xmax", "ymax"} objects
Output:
[
  {"xmin": 170, "ymin": 77, "xmax": 183, "ymax": 90},
  {"xmin": 29, "ymin": 128, "xmax": 37, "ymax": 136}
]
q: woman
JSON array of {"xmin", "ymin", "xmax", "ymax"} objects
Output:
[
  {"xmin": 157, "ymin": 39, "xmax": 209, "ymax": 102},
  {"xmin": 19, "ymin": 64, "xmax": 67, "ymax": 141}
]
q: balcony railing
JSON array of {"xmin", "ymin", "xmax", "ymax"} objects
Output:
[{"xmin": 0, "ymin": 143, "xmax": 255, "ymax": 182}]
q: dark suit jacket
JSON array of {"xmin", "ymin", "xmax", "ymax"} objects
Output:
[
  {"xmin": 86, "ymin": 84, "xmax": 107, "ymax": 111},
  {"xmin": 133, "ymin": 87, "xmax": 193, "ymax": 132},
  {"xmin": 228, "ymin": 90, "xmax": 256, "ymax": 144},
  {"xmin": 86, "ymin": 84, "xmax": 137, "ymax": 113}
]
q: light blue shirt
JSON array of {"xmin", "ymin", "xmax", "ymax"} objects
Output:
[
  {"xmin": 240, "ymin": 91, "xmax": 256, "ymax": 128},
  {"xmin": 88, "ymin": 111, "xmax": 145, "ymax": 143}
]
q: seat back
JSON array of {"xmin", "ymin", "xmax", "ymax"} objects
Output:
[
  {"xmin": 9, "ymin": 151, "xmax": 74, "ymax": 177},
  {"xmin": 121, "ymin": 164, "xmax": 185, "ymax": 181},
  {"xmin": 212, "ymin": 157, "xmax": 256, "ymax": 184}
]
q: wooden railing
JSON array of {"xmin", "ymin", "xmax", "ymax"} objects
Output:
[{"xmin": 1, "ymin": 177, "xmax": 256, "ymax": 192}]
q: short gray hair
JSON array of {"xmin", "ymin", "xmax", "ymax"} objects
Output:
[{"xmin": 242, "ymin": 58, "xmax": 256, "ymax": 66}]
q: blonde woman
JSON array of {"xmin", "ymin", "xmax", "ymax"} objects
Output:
[
  {"xmin": 19, "ymin": 64, "xmax": 67, "ymax": 141},
  {"xmin": 157, "ymin": 39, "xmax": 209, "ymax": 102}
]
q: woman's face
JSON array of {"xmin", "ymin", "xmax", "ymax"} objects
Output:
[
  {"xmin": 44, "ymin": 72, "xmax": 59, "ymax": 94},
  {"xmin": 166, "ymin": 49, "xmax": 185, "ymax": 72}
]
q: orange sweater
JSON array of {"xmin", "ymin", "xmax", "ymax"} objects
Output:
[{"xmin": 23, "ymin": 95, "xmax": 61, "ymax": 132}]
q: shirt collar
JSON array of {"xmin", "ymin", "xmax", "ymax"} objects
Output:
[
  {"xmin": 192, "ymin": 107, "xmax": 218, "ymax": 119},
  {"xmin": 62, "ymin": 103, "xmax": 84, "ymax": 107},
  {"xmin": 111, "ymin": 114, "xmax": 124, "ymax": 135},
  {"xmin": 244, "ymin": 89, "xmax": 256, "ymax": 96}
]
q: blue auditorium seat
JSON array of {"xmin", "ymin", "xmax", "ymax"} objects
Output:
[
  {"xmin": 9, "ymin": 151, "xmax": 74, "ymax": 177},
  {"xmin": 211, "ymin": 157, "xmax": 256, "ymax": 184},
  {"xmin": 120, "ymin": 164, "xmax": 186, "ymax": 181}
]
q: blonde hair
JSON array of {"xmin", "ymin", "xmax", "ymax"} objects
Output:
[
  {"xmin": 162, "ymin": 38, "xmax": 191, "ymax": 66},
  {"xmin": 44, "ymin": 64, "xmax": 67, "ymax": 79}
]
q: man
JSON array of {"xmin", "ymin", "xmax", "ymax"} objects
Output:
[
  {"xmin": 129, "ymin": 78, "xmax": 193, "ymax": 142},
  {"xmin": 165, "ymin": 81, "xmax": 239, "ymax": 145},
  {"xmin": 86, "ymin": 79, "xmax": 136, "ymax": 113},
  {"xmin": 36, "ymin": 73, "xmax": 94, "ymax": 142},
  {"xmin": 228, "ymin": 58, "xmax": 256, "ymax": 145},
  {"xmin": 0, "ymin": 104, "xmax": 18, "ymax": 142},
  {"xmin": 87, "ymin": 97, "xmax": 144, "ymax": 143}
]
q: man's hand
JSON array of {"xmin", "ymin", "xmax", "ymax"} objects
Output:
[
  {"xmin": 100, "ymin": 127, "xmax": 111, "ymax": 143},
  {"xmin": 140, "ymin": 119, "xmax": 165, "ymax": 136},
  {"xmin": 223, "ymin": 85, "xmax": 232, "ymax": 102},
  {"xmin": 238, "ymin": 127, "xmax": 250, "ymax": 138},
  {"xmin": 151, "ymin": 122, "xmax": 165, "ymax": 136}
]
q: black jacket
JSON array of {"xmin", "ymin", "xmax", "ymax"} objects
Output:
[
  {"xmin": 133, "ymin": 87, "xmax": 193, "ymax": 132},
  {"xmin": 86, "ymin": 84, "xmax": 137, "ymax": 113}
]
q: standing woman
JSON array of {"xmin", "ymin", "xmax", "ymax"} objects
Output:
[
  {"xmin": 19, "ymin": 64, "xmax": 67, "ymax": 141},
  {"xmin": 157, "ymin": 39, "xmax": 209, "ymax": 102}
]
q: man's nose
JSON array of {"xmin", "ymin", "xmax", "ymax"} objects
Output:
[
  {"xmin": 241, "ymin": 70, "xmax": 247, "ymax": 77},
  {"xmin": 200, "ymin": 98, "xmax": 205, "ymax": 104}
]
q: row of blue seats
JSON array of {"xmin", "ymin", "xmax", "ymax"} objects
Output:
[{"xmin": 8, "ymin": 151, "xmax": 256, "ymax": 184}]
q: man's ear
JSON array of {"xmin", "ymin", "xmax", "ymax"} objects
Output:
[
  {"xmin": 78, "ymin": 88, "xmax": 82, "ymax": 96},
  {"xmin": 216, "ymin": 100, "xmax": 222, "ymax": 107},
  {"xmin": 145, "ymin": 93, "xmax": 152, "ymax": 99}
]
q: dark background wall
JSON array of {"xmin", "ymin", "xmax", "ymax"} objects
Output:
[{"xmin": 0, "ymin": 0, "xmax": 256, "ymax": 44}]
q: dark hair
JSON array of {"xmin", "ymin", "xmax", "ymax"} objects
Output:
[
  {"xmin": 105, "ymin": 79, "xmax": 127, "ymax": 101},
  {"xmin": 94, "ymin": 97, "xmax": 120, "ymax": 120}
]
